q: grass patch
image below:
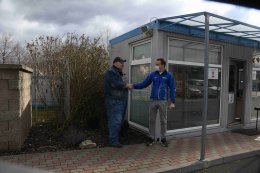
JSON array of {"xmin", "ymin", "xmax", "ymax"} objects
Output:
[{"xmin": 32, "ymin": 106, "xmax": 64, "ymax": 126}]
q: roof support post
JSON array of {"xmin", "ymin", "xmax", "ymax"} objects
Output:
[{"xmin": 200, "ymin": 12, "xmax": 209, "ymax": 161}]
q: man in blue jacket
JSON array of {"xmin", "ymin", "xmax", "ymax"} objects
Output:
[
  {"xmin": 130, "ymin": 58, "xmax": 176, "ymax": 147},
  {"xmin": 105, "ymin": 57, "xmax": 131, "ymax": 148}
]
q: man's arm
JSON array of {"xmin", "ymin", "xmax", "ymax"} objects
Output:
[
  {"xmin": 133, "ymin": 73, "xmax": 153, "ymax": 89},
  {"xmin": 106, "ymin": 70, "xmax": 126, "ymax": 89},
  {"xmin": 168, "ymin": 73, "xmax": 176, "ymax": 103}
]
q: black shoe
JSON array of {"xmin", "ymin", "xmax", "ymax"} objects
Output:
[
  {"xmin": 146, "ymin": 138, "xmax": 155, "ymax": 146},
  {"xmin": 161, "ymin": 138, "xmax": 168, "ymax": 147},
  {"xmin": 109, "ymin": 143, "xmax": 123, "ymax": 148}
]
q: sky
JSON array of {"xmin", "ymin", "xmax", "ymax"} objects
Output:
[{"xmin": 0, "ymin": 0, "xmax": 260, "ymax": 45}]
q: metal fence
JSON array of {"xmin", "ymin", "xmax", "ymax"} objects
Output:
[{"xmin": 31, "ymin": 63, "xmax": 70, "ymax": 125}]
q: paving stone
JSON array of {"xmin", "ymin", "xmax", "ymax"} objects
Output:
[
  {"xmin": 1, "ymin": 132, "xmax": 260, "ymax": 173},
  {"xmin": 113, "ymin": 168, "xmax": 126, "ymax": 172}
]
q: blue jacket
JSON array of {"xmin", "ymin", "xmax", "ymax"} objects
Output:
[
  {"xmin": 133, "ymin": 70, "xmax": 176, "ymax": 103},
  {"xmin": 104, "ymin": 66, "xmax": 128, "ymax": 100}
]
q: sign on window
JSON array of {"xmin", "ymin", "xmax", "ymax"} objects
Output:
[{"xmin": 208, "ymin": 68, "xmax": 218, "ymax": 80}]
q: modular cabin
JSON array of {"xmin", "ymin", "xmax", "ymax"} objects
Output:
[{"xmin": 109, "ymin": 12, "xmax": 260, "ymax": 138}]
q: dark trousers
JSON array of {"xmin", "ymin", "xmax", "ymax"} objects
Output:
[{"xmin": 105, "ymin": 97, "xmax": 127, "ymax": 145}]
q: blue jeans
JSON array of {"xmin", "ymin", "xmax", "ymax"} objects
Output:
[{"xmin": 105, "ymin": 97, "xmax": 127, "ymax": 145}]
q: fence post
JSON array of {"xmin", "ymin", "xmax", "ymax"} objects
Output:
[{"xmin": 34, "ymin": 67, "xmax": 38, "ymax": 123}]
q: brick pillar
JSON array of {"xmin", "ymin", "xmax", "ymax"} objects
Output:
[{"xmin": 0, "ymin": 64, "xmax": 33, "ymax": 151}]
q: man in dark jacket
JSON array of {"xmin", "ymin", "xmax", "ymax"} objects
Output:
[
  {"xmin": 130, "ymin": 58, "xmax": 176, "ymax": 147},
  {"xmin": 105, "ymin": 57, "xmax": 130, "ymax": 148}
]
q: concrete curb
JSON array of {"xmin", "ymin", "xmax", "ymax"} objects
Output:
[
  {"xmin": 143, "ymin": 149, "xmax": 260, "ymax": 173},
  {"xmin": 0, "ymin": 161, "xmax": 53, "ymax": 173}
]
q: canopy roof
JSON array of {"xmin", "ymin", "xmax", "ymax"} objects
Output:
[
  {"xmin": 110, "ymin": 12, "xmax": 260, "ymax": 48},
  {"xmin": 158, "ymin": 12, "xmax": 260, "ymax": 46}
]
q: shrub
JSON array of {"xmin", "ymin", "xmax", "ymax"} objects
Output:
[{"xmin": 26, "ymin": 33, "xmax": 109, "ymax": 130}]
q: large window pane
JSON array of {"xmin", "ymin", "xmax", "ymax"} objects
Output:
[
  {"xmin": 168, "ymin": 39, "xmax": 221, "ymax": 64},
  {"xmin": 251, "ymin": 70, "xmax": 260, "ymax": 119},
  {"xmin": 167, "ymin": 64, "xmax": 221, "ymax": 130},
  {"xmin": 169, "ymin": 46, "xmax": 183, "ymax": 61},
  {"xmin": 130, "ymin": 64, "xmax": 150, "ymax": 127},
  {"xmin": 133, "ymin": 42, "xmax": 151, "ymax": 60},
  {"xmin": 253, "ymin": 62, "xmax": 260, "ymax": 68},
  {"xmin": 185, "ymin": 48, "xmax": 204, "ymax": 63}
]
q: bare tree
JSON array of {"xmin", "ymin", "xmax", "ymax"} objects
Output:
[
  {"xmin": 0, "ymin": 33, "xmax": 16, "ymax": 64},
  {"xmin": 13, "ymin": 42, "xmax": 27, "ymax": 64}
]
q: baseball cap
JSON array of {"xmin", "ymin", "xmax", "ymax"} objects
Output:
[{"xmin": 113, "ymin": 57, "xmax": 126, "ymax": 63}]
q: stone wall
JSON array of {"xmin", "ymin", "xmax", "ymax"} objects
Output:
[{"xmin": 0, "ymin": 64, "xmax": 33, "ymax": 151}]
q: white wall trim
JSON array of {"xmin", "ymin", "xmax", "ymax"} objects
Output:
[
  {"xmin": 131, "ymin": 58, "xmax": 151, "ymax": 65},
  {"xmin": 166, "ymin": 124, "xmax": 220, "ymax": 134},
  {"xmin": 168, "ymin": 60, "xmax": 222, "ymax": 67},
  {"xmin": 128, "ymin": 121, "xmax": 149, "ymax": 132}
]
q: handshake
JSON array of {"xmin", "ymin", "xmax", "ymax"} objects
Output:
[{"xmin": 125, "ymin": 84, "xmax": 134, "ymax": 90}]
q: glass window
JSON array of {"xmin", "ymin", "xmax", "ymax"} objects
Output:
[
  {"xmin": 169, "ymin": 46, "xmax": 183, "ymax": 61},
  {"xmin": 168, "ymin": 39, "xmax": 221, "ymax": 65},
  {"xmin": 133, "ymin": 42, "xmax": 151, "ymax": 60},
  {"xmin": 253, "ymin": 62, "xmax": 260, "ymax": 68},
  {"xmin": 251, "ymin": 70, "xmax": 260, "ymax": 119},
  {"xmin": 185, "ymin": 48, "xmax": 204, "ymax": 63},
  {"xmin": 130, "ymin": 64, "xmax": 150, "ymax": 127},
  {"xmin": 167, "ymin": 64, "xmax": 221, "ymax": 130}
]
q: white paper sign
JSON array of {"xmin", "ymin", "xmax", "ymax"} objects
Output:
[
  {"xmin": 252, "ymin": 71, "xmax": 257, "ymax": 80},
  {"xmin": 228, "ymin": 93, "xmax": 234, "ymax": 104},
  {"xmin": 208, "ymin": 68, "xmax": 218, "ymax": 80}
]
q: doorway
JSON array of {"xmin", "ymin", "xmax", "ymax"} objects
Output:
[{"xmin": 228, "ymin": 60, "xmax": 246, "ymax": 126}]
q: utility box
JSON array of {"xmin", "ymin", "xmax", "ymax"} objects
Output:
[{"xmin": 0, "ymin": 64, "xmax": 33, "ymax": 151}]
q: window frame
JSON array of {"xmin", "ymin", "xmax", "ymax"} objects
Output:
[
  {"xmin": 251, "ymin": 67, "xmax": 260, "ymax": 121},
  {"xmin": 168, "ymin": 37, "xmax": 223, "ymax": 66},
  {"xmin": 132, "ymin": 41, "xmax": 152, "ymax": 61},
  {"xmin": 166, "ymin": 37, "xmax": 223, "ymax": 133},
  {"xmin": 128, "ymin": 39, "xmax": 152, "ymax": 132}
]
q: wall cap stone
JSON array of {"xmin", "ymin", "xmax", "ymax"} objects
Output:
[{"xmin": 0, "ymin": 64, "xmax": 33, "ymax": 73}]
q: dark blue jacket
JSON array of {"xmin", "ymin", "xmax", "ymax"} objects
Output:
[
  {"xmin": 105, "ymin": 66, "xmax": 128, "ymax": 100},
  {"xmin": 133, "ymin": 70, "xmax": 176, "ymax": 103}
]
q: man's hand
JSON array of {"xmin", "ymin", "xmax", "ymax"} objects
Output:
[
  {"xmin": 126, "ymin": 84, "xmax": 133, "ymax": 90},
  {"xmin": 169, "ymin": 102, "xmax": 175, "ymax": 109}
]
